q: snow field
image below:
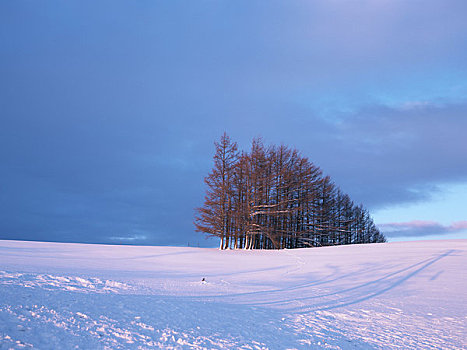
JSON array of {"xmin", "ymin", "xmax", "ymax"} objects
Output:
[{"xmin": 0, "ymin": 239, "xmax": 466, "ymax": 349}]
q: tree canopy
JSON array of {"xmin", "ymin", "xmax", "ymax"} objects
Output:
[{"xmin": 195, "ymin": 133, "xmax": 386, "ymax": 249}]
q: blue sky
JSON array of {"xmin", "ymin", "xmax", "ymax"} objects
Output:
[{"xmin": 1, "ymin": 1, "xmax": 466, "ymax": 246}]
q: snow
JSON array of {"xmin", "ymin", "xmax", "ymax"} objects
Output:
[{"xmin": 0, "ymin": 239, "xmax": 466, "ymax": 349}]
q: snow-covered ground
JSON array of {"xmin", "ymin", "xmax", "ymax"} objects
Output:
[{"xmin": 0, "ymin": 239, "xmax": 466, "ymax": 349}]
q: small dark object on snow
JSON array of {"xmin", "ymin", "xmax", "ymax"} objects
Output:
[{"xmin": 201, "ymin": 278, "xmax": 206, "ymax": 282}]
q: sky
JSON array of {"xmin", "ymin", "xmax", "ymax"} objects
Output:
[{"xmin": 1, "ymin": 1, "xmax": 467, "ymax": 247}]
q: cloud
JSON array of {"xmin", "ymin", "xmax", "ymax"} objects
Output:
[
  {"xmin": 379, "ymin": 220, "xmax": 467, "ymax": 238},
  {"xmin": 109, "ymin": 234, "xmax": 148, "ymax": 242},
  {"xmin": 296, "ymin": 101, "xmax": 467, "ymax": 210},
  {"xmin": 1, "ymin": 0, "xmax": 467, "ymax": 246}
]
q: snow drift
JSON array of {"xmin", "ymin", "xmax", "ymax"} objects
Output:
[{"xmin": 0, "ymin": 239, "xmax": 466, "ymax": 349}]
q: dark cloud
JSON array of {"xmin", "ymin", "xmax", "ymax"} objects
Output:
[
  {"xmin": 1, "ymin": 1, "xmax": 466, "ymax": 246},
  {"xmin": 379, "ymin": 220, "xmax": 467, "ymax": 238},
  {"xmin": 299, "ymin": 102, "xmax": 467, "ymax": 210}
]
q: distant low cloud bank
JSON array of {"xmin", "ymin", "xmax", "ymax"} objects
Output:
[
  {"xmin": 379, "ymin": 220, "xmax": 467, "ymax": 237},
  {"xmin": 109, "ymin": 234, "xmax": 148, "ymax": 242}
]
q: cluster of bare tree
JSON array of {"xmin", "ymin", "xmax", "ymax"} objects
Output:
[{"xmin": 195, "ymin": 133, "xmax": 386, "ymax": 250}]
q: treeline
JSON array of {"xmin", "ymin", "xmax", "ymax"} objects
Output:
[{"xmin": 195, "ymin": 133, "xmax": 386, "ymax": 250}]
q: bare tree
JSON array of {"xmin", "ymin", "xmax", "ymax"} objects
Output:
[
  {"xmin": 195, "ymin": 134, "xmax": 386, "ymax": 249},
  {"xmin": 194, "ymin": 132, "xmax": 238, "ymax": 249}
]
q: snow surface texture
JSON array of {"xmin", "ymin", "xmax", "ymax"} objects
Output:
[{"xmin": 0, "ymin": 240, "xmax": 466, "ymax": 349}]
